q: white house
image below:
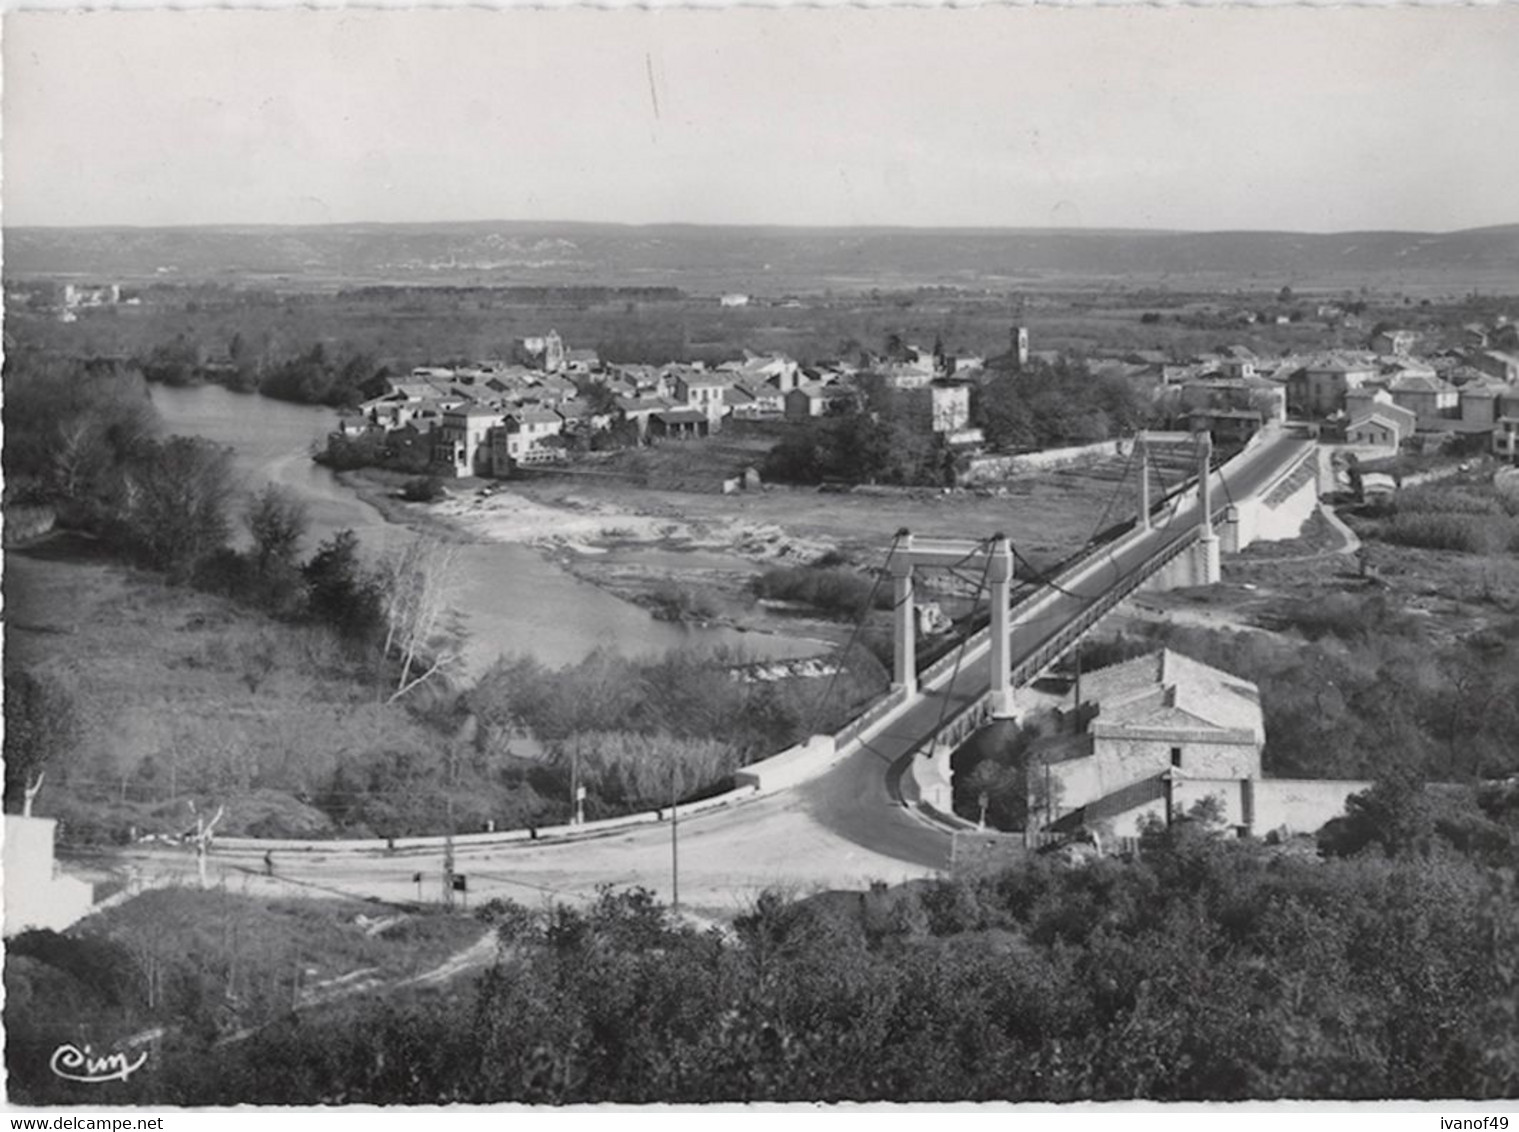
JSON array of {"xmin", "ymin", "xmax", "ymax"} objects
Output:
[
  {"xmin": 433, "ymin": 405, "xmax": 505, "ymax": 478},
  {"xmin": 672, "ymin": 371, "xmax": 732, "ymax": 430},
  {"xmin": 489, "ymin": 408, "xmax": 565, "ymax": 475}
]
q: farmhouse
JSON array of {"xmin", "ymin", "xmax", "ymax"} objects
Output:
[
  {"xmin": 489, "ymin": 407, "xmax": 564, "ymax": 475},
  {"xmin": 1346, "ymin": 404, "xmax": 1417, "ymax": 449},
  {"xmin": 1026, "ymin": 650, "xmax": 1372, "ymax": 841},
  {"xmin": 671, "ymin": 370, "xmax": 733, "ymax": 430},
  {"xmin": 1293, "ymin": 356, "xmax": 1379, "ymax": 416},
  {"xmin": 433, "ymin": 405, "xmax": 506, "ymax": 478},
  {"xmin": 1385, "ymin": 372, "xmax": 1459, "ymax": 430}
]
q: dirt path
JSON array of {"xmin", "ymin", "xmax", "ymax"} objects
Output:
[{"xmin": 398, "ymin": 931, "xmax": 499, "ymax": 989}]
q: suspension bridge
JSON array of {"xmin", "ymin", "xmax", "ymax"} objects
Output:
[
  {"xmin": 793, "ymin": 423, "xmax": 1320, "ymax": 866},
  {"xmin": 124, "ymin": 424, "xmax": 1321, "ymax": 913}
]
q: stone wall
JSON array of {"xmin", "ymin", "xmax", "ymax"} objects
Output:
[
  {"xmin": 1250, "ymin": 777, "xmax": 1373, "ymax": 836},
  {"xmin": 959, "ymin": 439, "xmax": 1127, "ymax": 485}
]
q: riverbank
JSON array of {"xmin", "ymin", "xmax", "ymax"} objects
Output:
[
  {"xmin": 338, "ymin": 459, "xmax": 1124, "ymax": 644},
  {"xmin": 340, "ymin": 466, "xmax": 848, "ymax": 642}
]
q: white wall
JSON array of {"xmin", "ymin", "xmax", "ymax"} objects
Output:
[
  {"xmin": 1173, "ymin": 776, "xmax": 1248, "ymax": 827},
  {"xmin": 1255, "ymin": 474, "xmax": 1318, "ymax": 542},
  {"xmin": 1092, "ymin": 735, "xmax": 1259, "ymax": 796},
  {"xmin": 3, "ymin": 816, "xmax": 95, "ymax": 936},
  {"xmin": 1251, "ymin": 778, "xmax": 1373, "ymax": 836},
  {"xmin": 960, "ymin": 439, "xmax": 1126, "ymax": 485}
]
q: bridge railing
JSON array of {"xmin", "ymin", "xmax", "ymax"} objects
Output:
[
  {"xmin": 1008, "ymin": 527, "xmax": 1200, "ymax": 688},
  {"xmin": 832, "ymin": 685, "xmax": 910, "ymax": 752}
]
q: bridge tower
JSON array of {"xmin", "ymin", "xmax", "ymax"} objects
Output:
[
  {"xmin": 887, "ymin": 532, "xmax": 1016, "ymax": 717},
  {"xmin": 1193, "ymin": 430, "xmax": 1222, "ymax": 586},
  {"xmin": 1134, "ymin": 428, "xmax": 1221, "ymax": 587}
]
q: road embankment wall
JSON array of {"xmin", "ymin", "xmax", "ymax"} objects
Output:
[{"xmin": 959, "ymin": 439, "xmax": 1127, "ymax": 485}]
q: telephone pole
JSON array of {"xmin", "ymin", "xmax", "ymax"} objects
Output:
[
  {"xmin": 670, "ymin": 765, "xmax": 681, "ymax": 913},
  {"xmin": 443, "ymin": 796, "xmax": 456, "ymax": 909}
]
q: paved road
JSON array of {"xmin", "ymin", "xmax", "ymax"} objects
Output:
[{"xmin": 112, "ymin": 434, "xmax": 1313, "ymax": 919}]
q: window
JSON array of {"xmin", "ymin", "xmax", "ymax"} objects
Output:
[{"xmin": 1170, "ymin": 747, "xmax": 1183, "ymax": 769}]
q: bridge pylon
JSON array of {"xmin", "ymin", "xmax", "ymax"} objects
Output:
[
  {"xmin": 886, "ymin": 532, "xmax": 1016, "ymax": 717},
  {"xmin": 1133, "ymin": 428, "xmax": 1221, "ymax": 587}
]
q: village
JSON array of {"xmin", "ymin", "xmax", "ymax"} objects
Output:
[{"xmin": 336, "ymin": 314, "xmax": 1519, "ymax": 486}]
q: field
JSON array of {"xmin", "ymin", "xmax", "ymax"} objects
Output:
[
  {"xmin": 10, "ymin": 270, "xmax": 1518, "ymax": 384},
  {"xmin": 3, "ymin": 534, "xmax": 457, "ymax": 844}
]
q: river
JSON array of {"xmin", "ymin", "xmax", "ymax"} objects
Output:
[{"xmin": 148, "ymin": 385, "xmax": 821, "ymax": 676}]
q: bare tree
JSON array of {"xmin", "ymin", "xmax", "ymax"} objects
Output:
[
  {"xmin": 3, "ymin": 669, "xmax": 80, "ymax": 816},
  {"xmin": 51, "ymin": 417, "xmax": 101, "ymax": 501},
  {"xmin": 379, "ymin": 537, "xmax": 465, "ymax": 702}
]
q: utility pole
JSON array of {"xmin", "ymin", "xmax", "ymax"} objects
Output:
[
  {"xmin": 572, "ymin": 736, "xmax": 585, "ymax": 826},
  {"xmin": 443, "ymin": 797, "xmax": 456, "ymax": 909},
  {"xmin": 670, "ymin": 764, "xmax": 681, "ymax": 913}
]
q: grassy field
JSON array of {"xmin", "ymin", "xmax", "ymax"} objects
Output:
[
  {"xmin": 3, "ymin": 533, "xmax": 451, "ymax": 843},
  {"xmin": 11, "ymin": 274, "xmax": 1513, "ymax": 382}
]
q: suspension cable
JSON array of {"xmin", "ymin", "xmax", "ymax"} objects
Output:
[
  {"xmin": 1082, "ymin": 435, "xmax": 1139, "ymax": 549},
  {"xmin": 806, "ymin": 530, "xmax": 904, "ymax": 736},
  {"xmin": 923, "ymin": 538, "xmax": 996, "ymax": 758}
]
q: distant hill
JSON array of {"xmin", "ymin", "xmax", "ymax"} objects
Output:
[{"xmin": 5, "ymin": 221, "xmax": 1517, "ymax": 292}]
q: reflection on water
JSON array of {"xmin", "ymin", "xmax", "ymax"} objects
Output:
[{"xmin": 149, "ymin": 384, "xmax": 820, "ymax": 675}]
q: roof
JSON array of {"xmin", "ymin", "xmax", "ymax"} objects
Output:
[
  {"xmin": 506, "ymin": 408, "xmax": 562, "ymax": 425},
  {"xmin": 448, "ymin": 405, "xmax": 505, "ymax": 419},
  {"xmin": 653, "ymin": 409, "xmax": 709, "ymax": 425},
  {"xmin": 1388, "ymin": 373, "xmax": 1456, "ymax": 395},
  {"xmin": 616, "ymin": 396, "xmax": 674, "ymax": 414},
  {"xmin": 1080, "ymin": 649, "xmax": 1264, "ymax": 743},
  {"xmin": 1349, "ymin": 410, "xmax": 1409, "ymax": 434},
  {"xmin": 1187, "ymin": 408, "xmax": 1263, "ymax": 422},
  {"xmin": 673, "ymin": 372, "xmax": 732, "ymax": 389},
  {"xmin": 1306, "ymin": 355, "xmax": 1378, "ymax": 375},
  {"xmin": 1350, "ymin": 400, "xmax": 1416, "ymax": 428}
]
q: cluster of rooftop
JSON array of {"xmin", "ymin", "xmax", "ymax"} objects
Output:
[{"xmin": 344, "ymin": 328, "xmax": 997, "ymax": 478}]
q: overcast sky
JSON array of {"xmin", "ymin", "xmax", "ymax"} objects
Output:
[{"xmin": 4, "ymin": 6, "xmax": 1517, "ymax": 233}]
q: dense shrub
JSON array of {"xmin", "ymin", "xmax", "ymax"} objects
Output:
[
  {"xmin": 646, "ymin": 581, "xmax": 721, "ymax": 622},
  {"xmin": 400, "ymin": 476, "xmax": 447, "ymax": 503},
  {"xmin": 752, "ymin": 565, "xmax": 886, "ymax": 619},
  {"xmin": 465, "ymin": 644, "xmax": 890, "ymax": 821},
  {"xmin": 1383, "ymin": 512, "xmax": 1513, "ymax": 555}
]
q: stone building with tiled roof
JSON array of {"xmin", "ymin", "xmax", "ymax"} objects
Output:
[
  {"xmin": 1010, "ymin": 649, "xmax": 1377, "ymax": 842},
  {"xmin": 1027, "ymin": 650, "xmax": 1265, "ymax": 837}
]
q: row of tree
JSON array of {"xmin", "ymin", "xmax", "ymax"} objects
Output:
[
  {"xmin": 137, "ymin": 335, "xmax": 392, "ymax": 408},
  {"xmin": 761, "ymin": 356, "xmax": 1153, "ymax": 487},
  {"xmin": 11, "ymin": 811, "xmax": 1516, "ymax": 1104}
]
